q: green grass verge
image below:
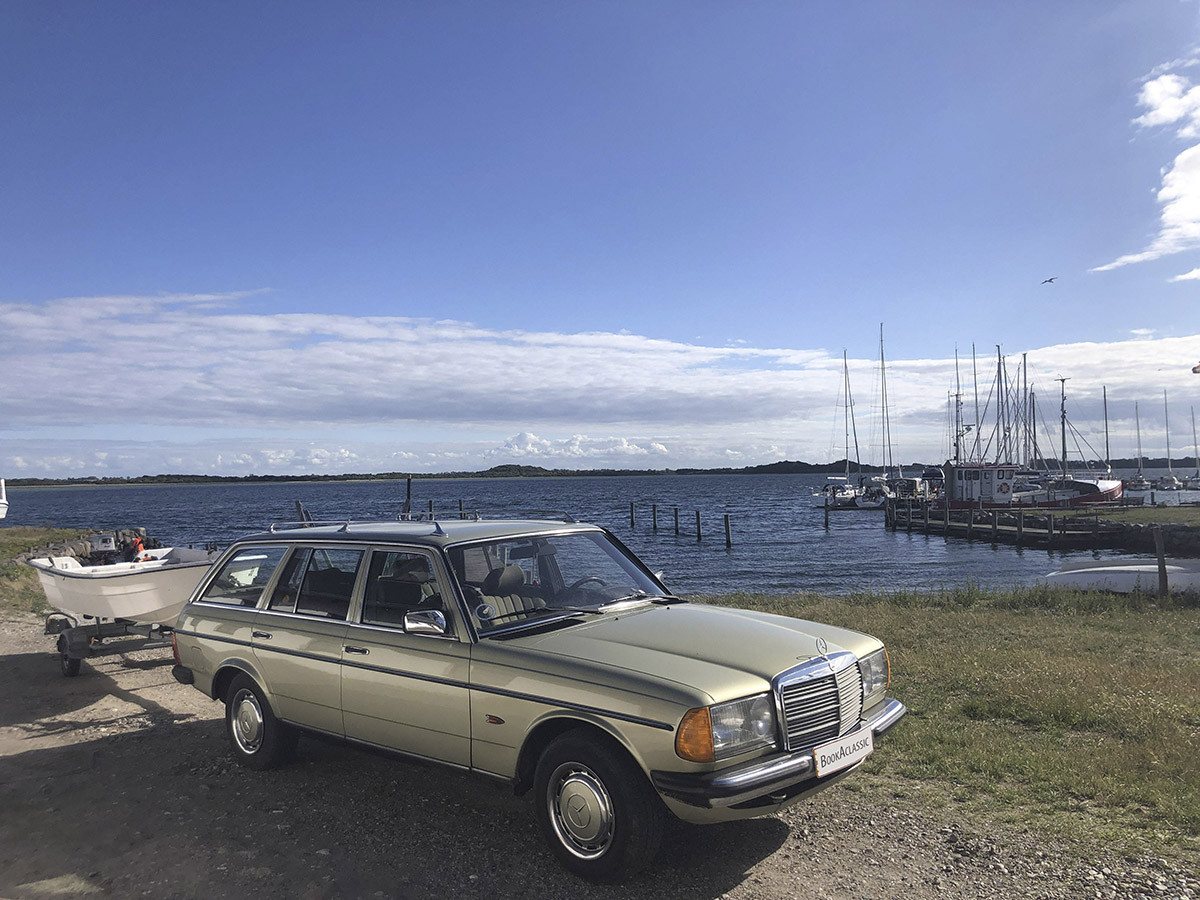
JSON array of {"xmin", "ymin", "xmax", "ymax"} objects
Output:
[
  {"xmin": 698, "ymin": 585, "xmax": 1200, "ymax": 860},
  {"xmin": 1060, "ymin": 505, "xmax": 1200, "ymax": 527},
  {"xmin": 0, "ymin": 526, "xmax": 88, "ymax": 614}
]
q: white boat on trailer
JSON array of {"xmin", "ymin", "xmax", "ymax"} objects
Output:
[
  {"xmin": 1044, "ymin": 558, "xmax": 1200, "ymax": 593},
  {"xmin": 27, "ymin": 545, "xmax": 220, "ymax": 628}
]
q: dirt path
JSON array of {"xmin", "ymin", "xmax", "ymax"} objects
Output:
[{"xmin": 0, "ymin": 610, "xmax": 1193, "ymax": 900}]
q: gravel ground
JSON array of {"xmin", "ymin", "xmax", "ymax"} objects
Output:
[{"xmin": 0, "ymin": 610, "xmax": 1195, "ymax": 900}]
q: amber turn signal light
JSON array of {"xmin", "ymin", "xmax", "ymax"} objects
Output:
[{"xmin": 675, "ymin": 707, "xmax": 715, "ymax": 763}]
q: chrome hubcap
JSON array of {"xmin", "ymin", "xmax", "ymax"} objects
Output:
[
  {"xmin": 547, "ymin": 762, "xmax": 614, "ymax": 859},
  {"xmin": 232, "ymin": 689, "xmax": 264, "ymax": 754}
]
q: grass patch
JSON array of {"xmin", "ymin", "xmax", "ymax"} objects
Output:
[
  {"xmin": 1059, "ymin": 505, "xmax": 1200, "ymax": 528},
  {"xmin": 0, "ymin": 526, "xmax": 87, "ymax": 614},
  {"xmin": 698, "ymin": 585, "xmax": 1200, "ymax": 859}
]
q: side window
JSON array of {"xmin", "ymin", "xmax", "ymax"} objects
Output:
[
  {"xmin": 294, "ymin": 549, "xmax": 363, "ymax": 621},
  {"xmin": 362, "ymin": 550, "xmax": 445, "ymax": 629},
  {"xmin": 268, "ymin": 548, "xmax": 313, "ymax": 613},
  {"xmin": 199, "ymin": 547, "xmax": 288, "ymax": 607}
]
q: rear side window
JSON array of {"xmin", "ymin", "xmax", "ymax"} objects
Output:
[
  {"xmin": 294, "ymin": 548, "xmax": 364, "ymax": 620},
  {"xmin": 360, "ymin": 549, "xmax": 448, "ymax": 628},
  {"xmin": 199, "ymin": 547, "xmax": 288, "ymax": 607}
]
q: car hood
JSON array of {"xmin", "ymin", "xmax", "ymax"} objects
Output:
[{"xmin": 512, "ymin": 602, "xmax": 882, "ymax": 705}]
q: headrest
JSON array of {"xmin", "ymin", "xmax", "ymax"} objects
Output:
[{"xmin": 483, "ymin": 564, "xmax": 525, "ymax": 595}]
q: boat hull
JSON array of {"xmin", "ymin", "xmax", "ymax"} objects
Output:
[
  {"xmin": 27, "ymin": 548, "xmax": 218, "ymax": 627},
  {"xmin": 1044, "ymin": 558, "xmax": 1200, "ymax": 593}
]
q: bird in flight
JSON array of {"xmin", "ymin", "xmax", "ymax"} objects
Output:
[{"xmin": 1041, "ymin": 276, "xmax": 1056, "ymax": 284}]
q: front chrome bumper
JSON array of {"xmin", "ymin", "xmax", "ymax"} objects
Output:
[{"xmin": 650, "ymin": 697, "xmax": 906, "ymax": 810}]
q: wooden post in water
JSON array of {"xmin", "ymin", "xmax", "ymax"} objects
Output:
[
  {"xmin": 652, "ymin": 504, "xmax": 658, "ymax": 531},
  {"xmin": 695, "ymin": 510, "xmax": 702, "ymax": 541},
  {"xmin": 923, "ymin": 500, "xmax": 930, "ymax": 533},
  {"xmin": 674, "ymin": 507, "xmax": 680, "ymax": 535},
  {"xmin": 966, "ymin": 509, "xmax": 974, "ymax": 541},
  {"xmin": 428, "ymin": 499, "xmax": 434, "ymax": 517},
  {"xmin": 905, "ymin": 499, "xmax": 912, "ymax": 533},
  {"xmin": 991, "ymin": 510, "xmax": 998, "ymax": 541},
  {"xmin": 459, "ymin": 499, "xmax": 464, "ymax": 519},
  {"xmin": 724, "ymin": 514, "xmax": 732, "ymax": 548},
  {"xmin": 943, "ymin": 503, "xmax": 950, "ymax": 532},
  {"xmin": 1047, "ymin": 514, "xmax": 1055, "ymax": 547},
  {"xmin": 630, "ymin": 502, "xmax": 635, "ymax": 529},
  {"xmin": 1154, "ymin": 526, "xmax": 1168, "ymax": 597},
  {"xmin": 824, "ymin": 495, "xmax": 830, "ymax": 528},
  {"xmin": 1016, "ymin": 508, "xmax": 1024, "ymax": 545}
]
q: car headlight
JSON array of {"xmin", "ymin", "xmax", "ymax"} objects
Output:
[
  {"xmin": 860, "ymin": 647, "xmax": 890, "ymax": 702},
  {"xmin": 676, "ymin": 693, "xmax": 778, "ymax": 763}
]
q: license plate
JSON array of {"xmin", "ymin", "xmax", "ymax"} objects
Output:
[{"xmin": 813, "ymin": 727, "xmax": 874, "ymax": 777}]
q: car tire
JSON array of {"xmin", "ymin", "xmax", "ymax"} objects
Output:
[
  {"xmin": 533, "ymin": 729, "xmax": 665, "ymax": 883},
  {"xmin": 224, "ymin": 673, "xmax": 297, "ymax": 770}
]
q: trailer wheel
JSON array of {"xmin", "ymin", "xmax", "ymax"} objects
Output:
[{"xmin": 60, "ymin": 650, "xmax": 81, "ymax": 677}]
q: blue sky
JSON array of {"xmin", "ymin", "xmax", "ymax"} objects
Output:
[{"xmin": 2, "ymin": 2, "xmax": 1200, "ymax": 477}]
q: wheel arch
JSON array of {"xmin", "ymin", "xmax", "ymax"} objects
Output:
[
  {"xmin": 211, "ymin": 659, "xmax": 267, "ymax": 703},
  {"xmin": 513, "ymin": 715, "xmax": 647, "ymax": 796}
]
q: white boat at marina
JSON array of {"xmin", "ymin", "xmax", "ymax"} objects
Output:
[
  {"xmin": 0, "ymin": 479, "xmax": 7, "ymax": 519},
  {"xmin": 27, "ymin": 546, "xmax": 220, "ymax": 627},
  {"xmin": 1044, "ymin": 558, "xmax": 1200, "ymax": 593}
]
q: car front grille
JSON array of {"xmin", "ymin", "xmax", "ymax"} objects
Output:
[{"xmin": 776, "ymin": 651, "xmax": 864, "ymax": 751}]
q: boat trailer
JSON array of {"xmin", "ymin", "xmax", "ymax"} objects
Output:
[{"xmin": 44, "ymin": 613, "xmax": 174, "ymax": 678}]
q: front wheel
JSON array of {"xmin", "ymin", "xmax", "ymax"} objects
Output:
[
  {"xmin": 533, "ymin": 730, "xmax": 665, "ymax": 883},
  {"xmin": 224, "ymin": 674, "xmax": 297, "ymax": 770}
]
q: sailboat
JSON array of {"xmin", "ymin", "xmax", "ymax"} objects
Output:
[
  {"xmin": 811, "ymin": 351, "xmax": 876, "ymax": 509},
  {"xmin": 1125, "ymin": 401, "xmax": 1152, "ymax": 491},
  {"xmin": 0, "ymin": 479, "xmax": 7, "ymax": 519},
  {"xmin": 1156, "ymin": 390, "xmax": 1183, "ymax": 490},
  {"xmin": 1186, "ymin": 407, "xmax": 1200, "ymax": 490},
  {"xmin": 936, "ymin": 359, "xmax": 1122, "ymax": 509}
]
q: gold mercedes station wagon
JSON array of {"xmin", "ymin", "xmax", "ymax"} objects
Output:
[{"xmin": 173, "ymin": 517, "xmax": 905, "ymax": 882}]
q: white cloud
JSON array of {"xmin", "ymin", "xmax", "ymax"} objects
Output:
[
  {"xmin": 1133, "ymin": 73, "xmax": 1200, "ymax": 138},
  {"xmin": 1130, "ymin": 328, "xmax": 1156, "ymax": 338},
  {"xmin": 2, "ymin": 293, "xmax": 1199, "ymax": 475},
  {"xmin": 1094, "ymin": 63, "xmax": 1200, "ymax": 272},
  {"xmin": 1169, "ymin": 267, "xmax": 1200, "ymax": 281}
]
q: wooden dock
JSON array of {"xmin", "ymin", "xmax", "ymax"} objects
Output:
[{"xmin": 885, "ymin": 499, "xmax": 1126, "ymax": 549}]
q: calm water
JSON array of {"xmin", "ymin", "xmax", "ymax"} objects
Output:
[{"xmin": 4, "ymin": 472, "xmax": 1195, "ymax": 596}]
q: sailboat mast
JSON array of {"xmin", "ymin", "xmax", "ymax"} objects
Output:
[
  {"xmin": 1164, "ymin": 390, "xmax": 1173, "ymax": 475},
  {"xmin": 1136, "ymin": 401, "xmax": 1144, "ymax": 476},
  {"xmin": 1022, "ymin": 353, "xmax": 1029, "ymax": 467},
  {"xmin": 1057, "ymin": 377, "xmax": 1069, "ymax": 476},
  {"xmin": 972, "ymin": 344, "xmax": 980, "ymax": 461},
  {"xmin": 954, "ymin": 348, "xmax": 967, "ymax": 464},
  {"xmin": 1192, "ymin": 406, "xmax": 1199, "ymax": 478},
  {"xmin": 1103, "ymin": 386, "xmax": 1110, "ymax": 472},
  {"xmin": 843, "ymin": 350, "xmax": 851, "ymax": 482},
  {"xmin": 879, "ymin": 324, "xmax": 898, "ymax": 477}
]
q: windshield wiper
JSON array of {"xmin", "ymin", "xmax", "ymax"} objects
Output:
[
  {"xmin": 600, "ymin": 591, "xmax": 684, "ymax": 609},
  {"xmin": 482, "ymin": 605, "xmax": 603, "ymax": 626}
]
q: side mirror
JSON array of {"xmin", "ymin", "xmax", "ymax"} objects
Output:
[{"xmin": 404, "ymin": 608, "xmax": 448, "ymax": 636}]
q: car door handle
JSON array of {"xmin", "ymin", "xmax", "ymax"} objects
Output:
[
  {"xmin": 344, "ymin": 645, "xmax": 370, "ymax": 655},
  {"xmin": 252, "ymin": 631, "xmax": 272, "ymax": 640}
]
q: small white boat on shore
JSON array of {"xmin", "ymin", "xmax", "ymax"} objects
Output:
[
  {"xmin": 1043, "ymin": 558, "xmax": 1200, "ymax": 593},
  {"xmin": 27, "ymin": 546, "xmax": 220, "ymax": 627}
]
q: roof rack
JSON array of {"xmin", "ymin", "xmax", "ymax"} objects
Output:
[
  {"xmin": 458, "ymin": 509, "xmax": 578, "ymax": 523},
  {"xmin": 267, "ymin": 519, "xmax": 447, "ymax": 535}
]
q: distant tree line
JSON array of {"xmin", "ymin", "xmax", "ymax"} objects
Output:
[{"xmin": 8, "ymin": 456, "xmax": 1192, "ymax": 488}]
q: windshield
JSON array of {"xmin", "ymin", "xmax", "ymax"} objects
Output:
[{"xmin": 445, "ymin": 531, "xmax": 665, "ymax": 633}]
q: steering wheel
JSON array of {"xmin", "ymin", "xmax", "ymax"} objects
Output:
[{"xmin": 566, "ymin": 576, "xmax": 607, "ymax": 591}]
